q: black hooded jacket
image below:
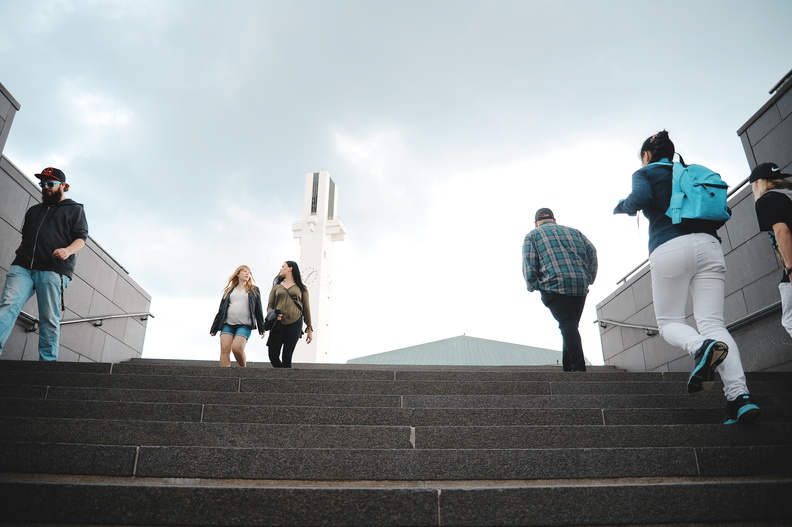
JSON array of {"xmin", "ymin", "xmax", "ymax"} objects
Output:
[{"xmin": 11, "ymin": 198, "xmax": 89, "ymax": 279}]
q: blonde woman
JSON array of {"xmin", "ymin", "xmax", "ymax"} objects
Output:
[
  {"xmin": 751, "ymin": 162, "xmax": 792, "ymax": 339},
  {"xmin": 210, "ymin": 265, "xmax": 265, "ymax": 367},
  {"xmin": 266, "ymin": 261, "xmax": 313, "ymax": 368}
]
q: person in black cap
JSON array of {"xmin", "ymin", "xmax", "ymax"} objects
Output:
[
  {"xmin": 0, "ymin": 167, "xmax": 89, "ymax": 361},
  {"xmin": 522, "ymin": 207, "xmax": 598, "ymax": 371},
  {"xmin": 751, "ymin": 162, "xmax": 792, "ymax": 339}
]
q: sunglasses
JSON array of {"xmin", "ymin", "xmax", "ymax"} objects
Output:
[{"xmin": 38, "ymin": 181, "xmax": 62, "ymax": 188}]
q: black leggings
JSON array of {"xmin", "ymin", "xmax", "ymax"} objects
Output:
[{"xmin": 266, "ymin": 317, "xmax": 303, "ymax": 368}]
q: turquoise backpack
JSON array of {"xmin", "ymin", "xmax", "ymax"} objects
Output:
[{"xmin": 653, "ymin": 159, "xmax": 731, "ymax": 231}]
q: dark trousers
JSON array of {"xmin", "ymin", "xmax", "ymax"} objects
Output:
[
  {"xmin": 266, "ymin": 317, "xmax": 303, "ymax": 368},
  {"xmin": 540, "ymin": 291, "xmax": 588, "ymax": 372}
]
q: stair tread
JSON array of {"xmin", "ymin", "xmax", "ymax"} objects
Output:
[{"xmin": 0, "ymin": 359, "xmax": 789, "ymax": 526}]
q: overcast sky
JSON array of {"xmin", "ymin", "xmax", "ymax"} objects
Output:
[{"xmin": 1, "ymin": 0, "xmax": 790, "ymax": 365}]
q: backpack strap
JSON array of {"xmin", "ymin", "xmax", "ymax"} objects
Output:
[
  {"xmin": 668, "ymin": 162, "xmax": 685, "ymax": 224},
  {"xmin": 645, "ymin": 161, "xmax": 682, "ymax": 223}
]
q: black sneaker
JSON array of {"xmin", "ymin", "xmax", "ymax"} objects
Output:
[
  {"xmin": 687, "ymin": 339, "xmax": 728, "ymax": 394},
  {"xmin": 724, "ymin": 393, "xmax": 761, "ymax": 424}
]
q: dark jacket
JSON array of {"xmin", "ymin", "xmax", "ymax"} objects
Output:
[
  {"xmin": 613, "ymin": 159, "xmax": 718, "ymax": 254},
  {"xmin": 210, "ymin": 286, "xmax": 266, "ymax": 334},
  {"xmin": 12, "ymin": 199, "xmax": 89, "ymax": 279}
]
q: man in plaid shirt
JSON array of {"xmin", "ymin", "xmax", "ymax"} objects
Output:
[{"xmin": 523, "ymin": 208, "xmax": 598, "ymax": 372}]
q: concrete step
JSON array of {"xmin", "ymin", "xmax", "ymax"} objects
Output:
[
  {"xmin": 2, "ymin": 415, "xmax": 790, "ymax": 449},
  {"xmin": 413, "ymin": 422, "xmax": 792, "ymax": 449},
  {"xmin": 0, "ymin": 476, "xmax": 789, "ymax": 526},
  {"xmin": 4, "ymin": 382, "xmax": 790, "ymax": 416},
  {"xmin": 402, "ymin": 392, "xmax": 792, "ymax": 409},
  {"xmin": 2, "ymin": 441, "xmax": 790, "ymax": 480},
  {"xmin": 0, "ymin": 384, "xmax": 404, "ymax": 407},
  {"xmin": 112, "ymin": 362, "xmax": 661, "ymax": 381},
  {"xmin": 2, "ymin": 369, "xmax": 789, "ymax": 398},
  {"xmin": 123, "ymin": 357, "xmax": 625, "ymax": 371},
  {"xmin": 1, "ymin": 398, "xmax": 791, "ymax": 425},
  {"xmin": 3, "ymin": 360, "xmax": 790, "ymax": 385},
  {"xmin": 1, "ymin": 360, "xmax": 788, "ymax": 526},
  {"xmin": 0, "ymin": 416, "xmax": 412, "ymax": 448},
  {"xmin": 0, "ymin": 359, "xmax": 620, "ymax": 375}
]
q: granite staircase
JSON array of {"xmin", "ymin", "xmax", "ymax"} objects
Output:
[{"xmin": 0, "ymin": 359, "xmax": 790, "ymax": 526}]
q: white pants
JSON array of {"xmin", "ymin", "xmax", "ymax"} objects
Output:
[
  {"xmin": 649, "ymin": 233, "xmax": 748, "ymax": 400},
  {"xmin": 778, "ymin": 282, "xmax": 792, "ymax": 339}
]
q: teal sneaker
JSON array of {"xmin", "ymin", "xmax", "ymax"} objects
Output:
[
  {"xmin": 687, "ymin": 339, "xmax": 728, "ymax": 394},
  {"xmin": 724, "ymin": 394, "xmax": 761, "ymax": 424}
]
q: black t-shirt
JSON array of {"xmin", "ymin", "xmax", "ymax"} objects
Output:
[{"xmin": 755, "ymin": 191, "xmax": 792, "ymax": 283}]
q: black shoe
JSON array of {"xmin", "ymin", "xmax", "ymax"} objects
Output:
[
  {"xmin": 724, "ymin": 393, "xmax": 761, "ymax": 424},
  {"xmin": 687, "ymin": 339, "xmax": 728, "ymax": 394}
]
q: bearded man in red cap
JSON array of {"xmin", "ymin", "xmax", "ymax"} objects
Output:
[{"xmin": 0, "ymin": 167, "xmax": 89, "ymax": 361}]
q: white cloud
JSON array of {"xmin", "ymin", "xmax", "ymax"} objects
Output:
[{"xmin": 325, "ymin": 131, "xmax": 652, "ymax": 364}]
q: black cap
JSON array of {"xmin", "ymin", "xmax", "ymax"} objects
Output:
[
  {"xmin": 749, "ymin": 162, "xmax": 792, "ymax": 183},
  {"xmin": 35, "ymin": 167, "xmax": 66, "ymax": 183},
  {"xmin": 535, "ymin": 208, "xmax": 554, "ymax": 221}
]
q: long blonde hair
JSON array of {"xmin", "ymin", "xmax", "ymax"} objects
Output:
[
  {"xmin": 222, "ymin": 265, "xmax": 257, "ymax": 298},
  {"xmin": 753, "ymin": 178, "xmax": 792, "ymax": 201}
]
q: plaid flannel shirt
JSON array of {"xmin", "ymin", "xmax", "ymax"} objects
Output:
[{"xmin": 522, "ymin": 221, "xmax": 598, "ymax": 296}]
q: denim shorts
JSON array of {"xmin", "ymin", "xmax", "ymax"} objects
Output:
[{"xmin": 220, "ymin": 324, "xmax": 252, "ymax": 339}]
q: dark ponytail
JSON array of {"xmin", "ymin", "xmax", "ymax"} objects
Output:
[{"xmin": 640, "ymin": 130, "xmax": 675, "ymax": 164}]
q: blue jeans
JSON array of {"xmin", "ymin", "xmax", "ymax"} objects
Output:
[{"xmin": 0, "ymin": 265, "xmax": 70, "ymax": 361}]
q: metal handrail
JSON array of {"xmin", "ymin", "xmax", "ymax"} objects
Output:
[
  {"xmin": 616, "ymin": 175, "xmax": 752, "ymax": 285},
  {"xmin": 595, "ymin": 300, "xmax": 782, "ymax": 337},
  {"xmin": 595, "ymin": 319, "xmax": 658, "ymax": 336},
  {"xmin": 61, "ymin": 312, "xmax": 154, "ymax": 327},
  {"xmin": 725, "ymin": 301, "xmax": 781, "ymax": 332},
  {"xmin": 19, "ymin": 310, "xmax": 154, "ymax": 332}
]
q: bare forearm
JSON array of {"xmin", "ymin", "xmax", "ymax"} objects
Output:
[{"xmin": 773, "ymin": 223, "xmax": 792, "ymax": 267}]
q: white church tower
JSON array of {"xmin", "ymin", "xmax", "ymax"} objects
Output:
[{"xmin": 291, "ymin": 170, "xmax": 346, "ymax": 363}]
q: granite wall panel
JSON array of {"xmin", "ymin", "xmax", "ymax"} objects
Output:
[
  {"xmin": 746, "ymin": 105, "xmax": 780, "ymax": 145},
  {"xmin": 64, "ymin": 275, "xmax": 94, "ymax": 319},
  {"xmin": 742, "ymin": 272, "xmax": 784, "ymax": 314},
  {"xmin": 752, "ymin": 117, "xmax": 792, "ymax": 169},
  {"xmin": 723, "ymin": 289, "xmax": 749, "ymax": 324},
  {"xmin": 599, "ymin": 326, "xmax": 623, "ymax": 362}
]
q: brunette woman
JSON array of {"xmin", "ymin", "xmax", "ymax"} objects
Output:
[
  {"xmin": 210, "ymin": 265, "xmax": 265, "ymax": 367},
  {"xmin": 266, "ymin": 261, "xmax": 313, "ymax": 368},
  {"xmin": 614, "ymin": 130, "xmax": 760, "ymax": 424}
]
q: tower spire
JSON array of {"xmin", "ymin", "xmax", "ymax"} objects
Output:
[{"xmin": 291, "ymin": 170, "xmax": 347, "ymax": 362}]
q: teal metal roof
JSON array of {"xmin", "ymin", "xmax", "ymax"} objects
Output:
[{"xmin": 346, "ymin": 335, "xmax": 566, "ymax": 366}]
